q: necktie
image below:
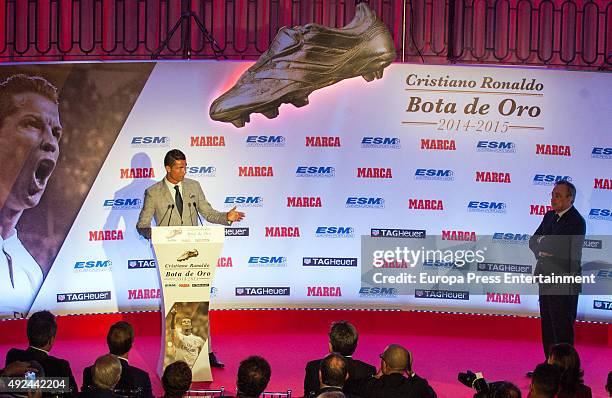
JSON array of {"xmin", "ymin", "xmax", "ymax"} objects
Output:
[
  {"xmin": 174, "ymin": 185, "xmax": 183, "ymax": 216},
  {"xmin": 554, "ymin": 213, "xmax": 560, "ymax": 223}
]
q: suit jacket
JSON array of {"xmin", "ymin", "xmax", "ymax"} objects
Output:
[
  {"xmin": 82, "ymin": 357, "xmax": 153, "ymax": 398},
  {"xmin": 304, "ymin": 356, "xmax": 376, "ymax": 397},
  {"xmin": 136, "ymin": 177, "xmax": 230, "ymax": 238},
  {"xmin": 529, "ymin": 207, "xmax": 586, "ymax": 294},
  {"xmin": 355, "ymin": 373, "xmax": 437, "ymax": 398},
  {"xmin": 5, "ymin": 347, "xmax": 78, "ymax": 394}
]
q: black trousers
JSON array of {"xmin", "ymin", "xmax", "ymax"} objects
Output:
[{"xmin": 539, "ymin": 294, "xmax": 578, "ymax": 358}]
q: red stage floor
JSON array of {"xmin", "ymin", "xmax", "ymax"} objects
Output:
[{"xmin": 1, "ymin": 310, "xmax": 610, "ymax": 397}]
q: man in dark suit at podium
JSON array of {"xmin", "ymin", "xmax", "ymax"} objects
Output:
[
  {"xmin": 136, "ymin": 149, "xmax": 245, "ymax": 368},
  {"xmin": 529, "ymin": 180, "xmax": 586, "ymax": 360},
  {"xmin": 82, "ymin": 321, "xmax": 152, "ymax": 397}
]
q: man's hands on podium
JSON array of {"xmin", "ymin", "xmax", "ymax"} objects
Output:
[{"xmin": 227, "ymin": 206, "xmax": 245, "ymax": 222}]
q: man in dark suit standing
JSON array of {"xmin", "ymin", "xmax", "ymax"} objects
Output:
[
  {"xmin": 529, "ymin": 180, "xmax": 586, "ymax": 360},
  {"xmin": 136, "ymin": 149, "xmax": 245, "ymax": 368},
  {"xmin": 82, "ymin": 321, "xmax": 152, "ymax": 397},
  {"xmin": 5, "ymin": 310, "xmax": 78, "ymax": 394},
  {"xmin": 304, "ymin": 321, "xmax": 375, "ymax": 397}
]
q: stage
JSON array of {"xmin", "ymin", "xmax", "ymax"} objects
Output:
[{"xmin": 1, "ymin": 309, "xmax": 610, "ymax": 398}]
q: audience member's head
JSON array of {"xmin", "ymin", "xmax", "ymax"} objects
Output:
[
  {"xmin": 92, "ymin": 354, "xmax": 122, "ymax": 391},
  {"xmin": 606, "ymin": 371, "xmax": 612, "ymax": 397},
  {"xmin": 530, "ymin": 363, "xmax": 560, "ymax": 398},
  {"xmin": 162, "ymin": 361, "xmax": 192, "ymax": 398},
  {"xmin": 380, "ymin": 344, "xmax": 411, "ymax": 375},
  {"xmin": 236, "ymin": 356, "xmax": 271, "ymax": 398},
  {"xmin": 107, "ymin": 321, "xmax": 134, "ymax": 357},
  {"xmin": 317, "ymin": 392, "xmax": 346, "ymax": 398},
  {"xmin": 319, "ymin": 353, "xmax": 347, "ymax": 388},
  {"xmin": 547, "ymin": 343, "xmax": 584, "ymax": 395},
  {"xmin": 490, "ymin": 381, "xmax": 522, "ymax": 398},
  {"xmin": 27, "ymin": 311, "xmax": 57, "ymax": 349},
  {"xmin": 328, "ymin": 321, "xmax": 358, "ymax": 356}
]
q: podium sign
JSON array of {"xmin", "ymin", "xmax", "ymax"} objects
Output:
[{"xmin": 151, "ymin": 226, "xmax": 224, "ymax": 381}]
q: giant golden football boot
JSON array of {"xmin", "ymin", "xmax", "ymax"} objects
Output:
[{"xmin": 209, "ymin": 3, "xmax": 396, "ymax": 127}]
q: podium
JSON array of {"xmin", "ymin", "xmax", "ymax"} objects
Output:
[{"xmin": 151, "ymin": 226, "xmax": 225, "ymax": 381}]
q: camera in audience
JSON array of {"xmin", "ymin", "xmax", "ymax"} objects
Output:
[{"xmin": 458, "ymin": 370, "xmax": 521, "ymax": 398}]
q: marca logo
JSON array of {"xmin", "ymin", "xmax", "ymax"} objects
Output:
[
  {"xmin": 238, "ymin": 166, "xmax": 273, "ymax": 177},
  {"xmin": 371, "ymin": 229, "xmax": 426, "ymax": 239},
  {"xmin": 477, "ymin": 262, "xmax": 532, "ymax": 274},
  {"xmin": 533, "ymin": 174, "xmax": 571, "ymax": 185},
  {"xmin": 468, "ymin": 201, "xmax": 507, "ymax": 213},
  {"xmin": 530, "ymin": 204, "xmax": 553, "ymax": 215},
  {"xmin": 346, "ymin": 197, "xmax": 385, "ymax": 209},
  {"xmin": 225, "ymin": 227, "xmax": 249, "ymax": 237},
  {"xmin": 128, "ymin": 259, "xmax": 156, "ymax": 269},
  {"xmin": 89, "ymin": 230, "xmax": 124, "ymax": 241},
  {"xmin": 476, "ymin": 172, "xmax": 511, "ymax": 183},
  {"xmin": 307, "ymin": 286, "xmax": 342, "ymax": 296},
  {"xmin": 57, "ymin": 291, "xmax": 111, "ymax": 302},
  {"xmin": 442, "ymin": 230, "xmax": 476, "ymax": 241},
  {"xmin": 190, "ymin": 135, "xmax": 226, "ymax": 147},
  {"xmin": 583, "ymin": 239, "xmax": 602, "ymax": 249},
  {"xmin": 415, "ymin": 289, "xmax": 469, "ymax": 300},
  {"xmin": 591, "ymin": 147, "xmax": 612, "ymax": 159},
  {"xmin": 536, "ymin": 144, "xmax": 571, "ymax": 156},
  {"xmin": 128, "ymin": 288, "xmax": 161, "ymax": 300},
  {"xmin": 246, "ymin": 135, "xmax": 286, "ymax": 147},
  {"xmin": 414, "ymin": 168, "xmax": 454, "ymax": 181},
  {"xmin": 287, "ymin": 196, "xmax": 322, "ymax": 207},
  {"xmin": 423, "ymin": 260, "xmax": 459, "ymax": 268},
  {"xmin": 593, "ymin": 300, "xmax": 612, "ymax": 311},
  {"xmin": 306, "ymin": 136, "xmax": 341, "ymax": 147},
  {"xmin": 296, "ymin": 166, "xmax": 335, "ymax": 177},
  {"xmin": 74, "ymin": 260, "xmax": 112, "ymax": 271},
  {"xmin": 131, "ymin": 136, "xmax": 169, "ymax": 147},
  {"xmin": 357, "ymin": 168, "xmax": 393, "ymax": 178},
  {"xmin": 486, "ymin": 293, "xmax": 521, "ymax": 304},
  {"xmin": 103, "ymin": 198, "xmax": 142, "ymax": 210},
  {"xmin": 120, "ymin": 168, "xmax": 155, "ymax": 179},
  {"xmin": 589, "ymin": 208, "xmax": 612, "ymax": 221},
  {"xmin": 377, "ymin": 260, "xmax": 410, "ymax": 268},
  {"xmin": 315, "ymin": 227, "xmax": 355, "ymax": 238},
  {"xmin": 358, "ymin": 287, "xmax": 397, "ymax": 298},
  {"xmin": 476, "ymin": 141, "xmax": 516, "ymax": 153},
  {"xmin": 303, "ymin": 257, "xmax": 358, "ymax": 267},
  {"xmin": 187, "ymin": 166, "xmax": 216, "ymax": 177},
  {"xmin": 408, "ymin": 199, "xmax": 444, "ymax": 210},
  {"xmin": 265, "ymin": 226, "xmax": 300, "ymax": 237},
  {"xmin": 235, "ymin": 287, "xmax": 291, "ymax": 296},
  {"xmin": 361, "ymin": 137, "xmax": 401, "ymax": 149},
  {"xmin": 594, "ymin": 178, "xmax": 612, "ymax": 190},
  {"xmin": 248, "ymin": 256, "xmax": 287, "ymax": 266},
  {"xmin": 224, "ymin": 196, "xmax": 263, "ymax": 207},
  {"xmin": 492, "ymin": 233, "xmax": 530, "ymax": 244},
  {"xmin": 420, "ymin": 139, "xmax": 456, "ymax": 150},
  {"xmin": 217, "ymin": 257, "xmax": 233, "ymax": 267}
]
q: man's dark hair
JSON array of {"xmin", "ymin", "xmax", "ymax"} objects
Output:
[
  {"xmin": 164, "ymin": 149, "xmax": 186, "ymax": 168},
  {"xmin": 320, "ymin": 353, "xmax": 347, "ymax": 388},
  {"xmin": 236, "ymin": 356, "xmax": 271, "ymax": 397},
  {"xmin": 0, "ymin": 74, "xmax": 58, "ymax": 127},
  {"xmin": 606, "ymin": 371, "xmax": 612, "ymax": 396},
  {"xmin": 555, "ymin": 180, "xmax": 576, "ymax": 203},
  {"xmin": 328, "ymin": 321, "xmax": 358, "ymax": 356},
  {"xmin": 548, "ymin": 343, "xmax": 584, "ymax": 395},
  {"xmin": 107, "ymin": 321, "xmax": 134, "ymax": 356},
  {"xmin": 491, "ymin": 381, "xmax": 521, "ymax": 398},
  {"xmin": 162, "ymin": 361, "xmax": 192, "ymax": 398},
  {"xmin": 27, "ymin": 311, "xmax": 57, "ymax": 348},
  {"xmin": 531, "ymin": 363, "xmax": 561, "ymax": 398}
]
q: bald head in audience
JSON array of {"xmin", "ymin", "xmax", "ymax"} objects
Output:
[{"xmin": 380, "ymin": 344, "xmax": 411, "ymax": 375}]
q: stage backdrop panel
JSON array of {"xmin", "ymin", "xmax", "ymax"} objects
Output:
[{"xmin": 0, "ymin": 61, "xmax": 608, "ymax": 322}]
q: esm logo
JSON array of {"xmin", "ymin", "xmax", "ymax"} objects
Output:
[
  {"xmin": 131, "ymin": 136, "xmax": 169, "ymax": 147},
  {"xmin": 591, "ymin": 147, "xmax": 612, "ymax": 159},
  {"xmin": 103, "ymin": 198, "xmax": 142, "ymax": 210},
  {"xmin": 468, "ymin": 201, "xmax": 507, "ymax": 214},
  {"xmin": 533, "ymin": 175, "xmax": 571, "ymax": 186},
  {"xmin": 187, "ymin": 166, "xmax": 216, "ymax": 177},
  {"xmin": 246, "ymin": 135, "xmax": 286, "ymax": 147},
  {"xmin": 414, "ymin": 169, "xmax": 454, "ymax": 181},
  {"xmin": 224, "ymin": 196, "xmax": 263, "ymax": 207},
  {"xmin": 476, "ymin": 141, "xmax": 516, "ymax": 153},
  {"xmin": 296, "ymin": 166, "xmax": 335, "ymax": 178},
  {"xmin": 361, "ymin": 137, "xmax": 400, "ymax": 149},
  {"xmin": 346, "ymin": 197, "xmax": 384, "ymax": 209}
]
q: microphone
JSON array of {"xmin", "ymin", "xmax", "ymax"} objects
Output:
[
  {"xmin": 159, "ymin": 204, "xmax": 172, "ymax": 225},
  {"xmin": 167, "ymin": 204, "xmax": 175, "ymax": 226},
  {"xmin": 193, "ymin": 202, "xmax": 204, "ymax": 226},
  {"xmin": 188, "ymin": 202, "xmax": 195, "ymax": 226}
]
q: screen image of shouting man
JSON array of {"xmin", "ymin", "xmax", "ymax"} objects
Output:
[{"xmin": 0, "ymin": 74, "xmax": 61, "ymax": 318}]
